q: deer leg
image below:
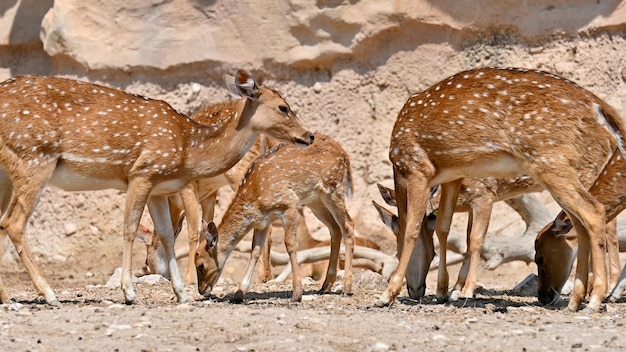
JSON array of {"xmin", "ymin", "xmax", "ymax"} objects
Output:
[
  {"xmin": 544, "ymin": 177, "xmax": 607, "ymax": 312},
  {"xmin": 233, "ymin": 226, "xmax": 270, "ymax": 303},
  {"xmin": 1, "ymin": 164, "xmax": 57, "ymax": 305},
  {"xmin": 433, "ymin": 179, "xmax": 462, "ymax": 302},
  {"xmin": 459, "ymin": 199, "xmax": 492, "ymax": 299},
  {"xmin": 0, "ymin": 231, "xmax": 9, "ymax": 303},
  {"xmin": 147, "ymin": 195, "xmax": 187, "ymax": 303},
  {"xmin": 377, "ymin": 168, "xmax": 432, "ymax": 307},
  {"xmin": 309, "ymin": 204, "xmax": 341, "ymax": 294},
  {"xmin": 256, "ymin": 227, "xmax": 274, "ymax": 283},
  {"xmin": 282, "ymin": 208, "xmax": 303, "ymax": 302},
  {"xmin": 180, "ymin": 184, "xmax": 201, "ymax": 285},
  {"xmin": 606, "ymin": 218, "xmax": 620, "ymax": 290},
  {"xmin": 328, "ymin": 192, "xmax": 356, "ymax": 296},
  {"xmin": 453, "ymin": 211, "xmax": 473, "ymax": 294}
]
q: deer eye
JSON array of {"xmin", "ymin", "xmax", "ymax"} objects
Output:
[
  {"xmin": 278, "ymin": 105, "xmax": 288, "ymax": 113},
  {"xmin": 197, "ymin": 264, "xmax": 205, "ymax": 273}
]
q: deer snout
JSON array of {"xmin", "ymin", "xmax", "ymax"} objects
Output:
[{"xmin": 295, "ymin": 131, "xmax": 314, "ymax": 146}]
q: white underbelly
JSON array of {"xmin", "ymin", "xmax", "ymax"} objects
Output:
[
  {"xmin": 48, "ymin": 164, "xmax": 128, "ymax": 192},
  {"xmin": 431, "ymin": 154, "xmax": 526, "ymax": 186}
]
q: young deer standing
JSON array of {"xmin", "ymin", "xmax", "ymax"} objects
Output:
[
  {"xmin": 378, "ymin": 67, "xmax": 625, "ymax": 313},
  {"xmin": 374, "ymin": 177, "xmax": 546, "ymax": 300},
  {"xmin": 535, "ymin": 148, "xmax": 625, "ymax": 304},
  {"xmin": 194, "ymin": 133, "xmax": 355, "ymax": 302},
  {"xmin": 0, "ymin": 71, "xmax": 313, "ymax": 305},
  {"xmin": 142, "ymin": 133, "xmax": 279, "ymax": 284}
]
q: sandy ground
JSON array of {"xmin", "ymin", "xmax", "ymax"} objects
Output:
[{"xmin": 2, "ymin": 252, "xmax": 626, "ymax": 352}]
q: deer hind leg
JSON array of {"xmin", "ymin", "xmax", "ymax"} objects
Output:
[
  {"xmin": 179, "ymin": 184, "xmax": 201, "ymax": 285},
  {"xmin": 256, "ymin": 227, "xmax": 273, "ymax": 283},
  {"xmin": 282, "ymin": 207, "xmax": 303, "ymax": 302},
  {"xmin": 542, "ymin": 176, "xmax": 607, "ymax": 312},
  {"xmin": 232, "ymin": 226, "xmax": 271, "ymax": 303},
  {"xmin": 433, "ymin": 179, "xmax": 462, "ymax": 302},
  {"xmin": 453, "ymin": 211, "xmax": 473, "ymax": 295},
  {"xmin": 453, "ymin": 195, "xmax": 494, "ymax": 300},
  {"xmin": 318, "ymin": 192, "xmax": 355, "ymax": 295},
  {"xmin": 0, "ymin": 161, "xmax": 57, "ymax": 305},
  {"xmin": 0, "ymin": 186, "xmax": 9, "ymax": 302},
  {"xmin": 606, "ymin": 218, "xmax": 621, "ymax": 291},
  {"xmin": 147, "ymin": 195, "xmax": 188, "ymax": 304},
  {"xmin": 377, "ymin": 167, "xmax": 432, "ymax": 307}
]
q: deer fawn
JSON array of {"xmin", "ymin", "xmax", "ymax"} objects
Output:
[
  {"xmin": 140, "ymin": 132, "xmax": 279, "ymax": 284},
  {"xmin": 194, "ymin": 133, "xmax": 355, "ymax": 302},
  {"xmin": 0, "ymin": 70, "xmax": 313, "ymax": 305},
  {"xmin": 378, "ymin": 67, "xmax": 625, "ymax": 313},
  {"xmin": 535, "ymin": 147, "xmax": 625, "ymax": 305},
  {"xmin": 374, "ymin": 177, "xmax": 547, "ymax": 300}
]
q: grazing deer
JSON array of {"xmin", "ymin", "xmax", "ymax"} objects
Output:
[
  {"xmin": 374, "ymin": 178, "xmax": 547, "ymax": 300},
  {"xmin": 143, "ymin": 133, "xmax": 279, "ymax": 284},
  {"xmin": 0, "ymin": 71, "xmax": 313, "ymax": 305},
  {"xmin": 377, "ymin": 67, "xmax": 625, "ymax": 313},
  {"xmin": 535, "ymin": 148, "xmax": 625, "ymax": 305},
  {"xmin": 194, "ymin": 133, "xmax": 355, "ymax": 302}
]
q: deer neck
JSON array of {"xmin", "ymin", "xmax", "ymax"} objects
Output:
[
  {"xmin": 183, "ymin": 99, "xmax": 260, "ymax": 180},
  {"xmin": 215, "ymin": 199, "xmax": 260, "ymax": 269}
]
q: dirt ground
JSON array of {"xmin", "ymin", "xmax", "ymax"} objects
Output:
[{"xmin": 2, "ymin": 250, "xmax": 626, "ymax": 352}]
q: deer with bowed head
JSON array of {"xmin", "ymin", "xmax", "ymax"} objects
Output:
[
  {"xmin": 137, "ymin": 132, "xmax": 281, "ymax": 284},
  {"xmin": 374, "ymin": 176, "xmax": 546, "ymax": 301},
  {"xmin": 378, "ymin": 67, "xmax": 625, "ymax": 313},
  {"xmin": 535, "ymin": 147, "xmax": 625, "ymax": 305},
  {"xmin": 193, "ymin": 133, "xmax": 355, "ymax": 302},
  {"xmin": 0, "ymin": 70, "xmax": 313, "ymax": 305}
]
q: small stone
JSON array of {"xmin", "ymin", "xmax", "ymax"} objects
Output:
[
  {"xmin": 64, "ymin": 222, "xmax": 78, "ymax": 236},
  {"xmin": 313, "ymin": 82, "xmax": 322, "ymax": 93},
  {"xmin": 367, "ymin": 342, "xmax": 390, "ymax": 352}
]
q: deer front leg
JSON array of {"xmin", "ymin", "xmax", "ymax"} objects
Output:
[
  {"xmin": 147, "ymin": 195, "xmax": 188, "ymax": 303},
  {"xmin": 232, "ymin": 226, "xmax": 271, "ymax": 303},
  {"xmin": 377, "ymin": 170, "xmax": 431, "ymax": 307}
]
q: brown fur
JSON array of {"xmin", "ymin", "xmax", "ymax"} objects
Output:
[{"xmin": 379, "ymin": 67, "xmax": 624, "ymax": 313}]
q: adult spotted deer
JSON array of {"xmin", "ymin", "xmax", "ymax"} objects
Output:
[
  {"xmin": 194, "ymin": 133, "xmax": 355, "ymax": 303},
  {"xmin": 378, "ymin": 67, "xmax": 625, "ymax": 312},
  {"xmin": 374, "ymin": 178, "xmax": 547, "ymax": 300},
  {"xmin": 0, "ymin": 71, "xmax": 313, "ymax": 305},
  {"xmin": 535, "ymin": 147, "xmax": 625, "ymax": 305},
  {"xmin": 144, "ymin": 134, "xmax": 278, "ymax": 284}
]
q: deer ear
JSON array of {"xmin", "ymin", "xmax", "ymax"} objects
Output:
[
  {"xmin": 205, "ymin": 221, "xmax": 218, "ymax": 250},
  {"xmin": 224, "ymin": 70, "xmax": 260, "ymax": 99},
  {"xmin": 372, "ymin": 200, "xmax": 395, "ymax": 231},
  {"xmin": 376, "ymin": 183, "xmax": 397, "ymax": 207},
  {"xmin": 551, "ymin": 211, "xmax": 574, "ymax": 237}
]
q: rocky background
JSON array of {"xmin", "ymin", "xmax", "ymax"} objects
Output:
[{"xmin": 1, "ymin": 0, "xmax": 626, "ymax": 278}]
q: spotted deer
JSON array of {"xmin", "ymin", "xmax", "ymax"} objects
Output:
[
  {"xmin": 0, "ymin": 71, "xmax": 313, "ymax": 305},
  {"xmin": 194, "ymin": 133, "xmax": 355, "ymax": 302},
  {"xmin": 140, "ymin": 133, "xmax": 279, "ymax": 284},
  {"xmin": 378, "ymin": 67, "xmax": 625, "ymax": 312},
  {"xmin": 535, "ymin": 148, "xmax": 625, "ymax": 304},
  {"xmin": 374, "ymin": 177, "xmax": 548, "ymax": 300}
]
